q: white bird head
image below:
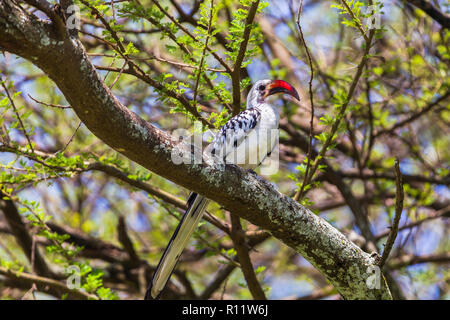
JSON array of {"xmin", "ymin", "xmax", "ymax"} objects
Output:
[{"xmin": 246, "ymin": 79, "xmax": 300, "ymax": 109}]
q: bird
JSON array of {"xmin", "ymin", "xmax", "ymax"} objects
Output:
[{"xmin": 145, "ymin": 79, "xmax": 300, "ymax": 300}]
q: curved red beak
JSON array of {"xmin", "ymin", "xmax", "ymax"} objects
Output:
[{"xmin": 267, "ymin": 80, "xmax": 300, "ymax": 101}]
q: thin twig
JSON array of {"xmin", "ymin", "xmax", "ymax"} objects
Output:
[
  {"xmin": 193, "ymin": 0, "xmax": 214, "ymax": 108},
  {"xmin": 0, "ymin": 266, "xmax": 97, "ymax": 300},
  {"xmin": 1, "ymin": 143, "xmax": 237, "ymax": 236},
  {"xmin": 79, "ymin": 1, "xmax": 213, "ymax": 127},
  {"xmin": 297, "ymin": 21, "xmax": 376, "ymax": 193},
  {"xmin": 376, "ymin": 205, "xmax": 449, "ymax": 240},
  {"xmin": 145, "ymin": 0, "xmax": 232, "ymax": 73},
  {"xmin": 378, "ymin": 158, "xmax": 404, "ymax": 268},
  {"xmin": 231, "ymin": 0, "xmax": 260, "ymax": 115},
  {"xmin": 28, "ymin": 94, "xmax": 71, "ymax": 109},
  {"xmin": 340, "ymin": 0, "xmax": 369, "ymax": 42},
  {"xmin": 21, "ymin": 283, "xmax": 37, "ymax": 300},
  {"xmin": 61, "ymin": 121, "xmax": 82, "ymax": 153},
  {"xmin": 200, "ymin": 263, "xmax": 236, "ymax": 299}
]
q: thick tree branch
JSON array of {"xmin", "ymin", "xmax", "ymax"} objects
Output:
[{"xmin": 0, "ymin": 1, "xmax": 392, "ymax": 299}]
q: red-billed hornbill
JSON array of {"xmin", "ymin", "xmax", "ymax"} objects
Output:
[{"xmin": 146, "ymin": 79, "xmax": 300, "ymax": 299}]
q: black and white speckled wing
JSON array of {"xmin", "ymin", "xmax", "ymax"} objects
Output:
[{"xmin": 208, "ymin": 108, "xmax": 261, "ymax": 160}]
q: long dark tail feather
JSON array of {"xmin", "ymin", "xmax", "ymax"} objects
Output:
[{"xmin": 145, "ymin": 192, "xmax": 209, "ymax": 300}]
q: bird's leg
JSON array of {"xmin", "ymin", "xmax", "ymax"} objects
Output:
[{"xmin": 246, "ymin": 168, "xmax": 280, "ymax": 192}]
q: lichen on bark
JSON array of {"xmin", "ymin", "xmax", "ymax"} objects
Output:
[{"xmin": 0, "ymin": 0, "xmax": 392, "ymax": 300}]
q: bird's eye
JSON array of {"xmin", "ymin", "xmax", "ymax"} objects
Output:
[{"xmin": 258, "ymin": 85, "xmax": 266, "ymax": 91}]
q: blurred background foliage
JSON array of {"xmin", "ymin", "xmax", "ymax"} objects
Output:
[{"xmin": 0, "ymin": 0, "xmax": 449, "ymax": 299}]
